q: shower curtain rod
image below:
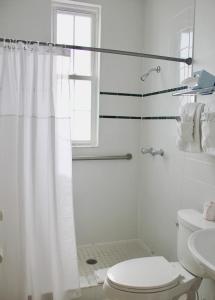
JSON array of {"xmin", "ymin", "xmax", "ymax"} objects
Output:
[{"xmin": 0, "ymin": 38, "xmax": 192, "ymax": 65}]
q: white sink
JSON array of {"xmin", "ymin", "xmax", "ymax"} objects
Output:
[{"xmin": 188, "ymin": 228, "xmax": 215, "ymax": 280}]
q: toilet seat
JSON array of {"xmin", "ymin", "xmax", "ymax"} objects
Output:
[{"xmin": 106, "ymin": 257, "xmax": 183, "ymax": 293}]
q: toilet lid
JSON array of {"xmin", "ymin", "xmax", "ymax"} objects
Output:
[{"xmin": 107, "ymin": 257, "xmax": 182, "ymax": 292}]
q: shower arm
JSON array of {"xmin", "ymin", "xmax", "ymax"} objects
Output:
[{"xmin": 141, "ymin": 66, "xmax": 161, "ymax": 82}]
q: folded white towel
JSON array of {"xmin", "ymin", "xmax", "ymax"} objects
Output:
[
  {"xmin": 177, "ymin": 121, "xmax": 194, "ymax": 143},
  {"xmin": 180, "ymin": 103, "xmax": 198, "ymax": 122},
  {"xmin": 177, "ymin": 103, "xmax": 205, "ymax": 152},
  {"xmin": 201, "ymin": 109, "xmax": 215, "ymax": 155},
  {"xmin": 177, "ymin": 104, "xmax": 196, "ymax": 148}
]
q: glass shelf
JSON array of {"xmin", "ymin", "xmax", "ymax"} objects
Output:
[{"xmin": 172, "ymin": 86, "xmax": 215, "ymax": 96}]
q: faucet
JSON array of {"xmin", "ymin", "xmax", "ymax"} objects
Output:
[
  {"xmin": 141, "ymin": 147, "xmax": 164, "ymax": 157},
  {"xmin": 151, "ymin": 149, "xmax": 164, "ymax": 156},
  {"xmin": 141, "ymin": 147, "xmax": 153, "ymax": 155}
]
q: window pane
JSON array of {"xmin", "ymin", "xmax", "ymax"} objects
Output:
[
  {"xmin": 70, "ymin": 80, "xmax": 91, "ymax": 141},
  {"xmin": 74, "ymin": 51, "xmax": 91, "ymax": 75},
  {"xmin": 180, "ymin": 48, "xmax": 189, "ymax": 58},
  {"xmin": 189, "ymin": 32, "xmax": 193, "ymax": 48},
  {"xmin": 57, "ymin": 13, "xmax": 74, "ymax": 44},
  {"xmin": 72, "ymin": 111, "xmax": 91, "ymax": 141},
  {"xmin": 73, "ymin": 80, "xmax": 91, "ymax": 111},
  {"xmin": 75, "ymin": 16, "xmax": 91, "ymax": 46},
  {"xmin": 188, "ymin": 47, "xmax": 193, "ymax": 57},
  {"xmin": 188, "ymin": 66, "xmax": 192, "ymax": 77},
  {"xmin": 180, "ymin": 32, "xmax": 189, "ymax": 50},
  {"xmin": 74, "ymin": 16, "xmax": 92, "ymax": 75},
  {"xmin": 180, "ymin": 67, "xmax": 185, "ymax": 83}
]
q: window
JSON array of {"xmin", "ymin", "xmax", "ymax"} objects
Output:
[
  {"xmin": 52, "ymin": 0, "xmax": 101, "ymax": 146},
  {"xmin": 179, "ymin": 28, "xmax": 193, "ymax": 84},
  {"xmin": 178, "ymin": 27, "xmax": 194, "ymax": 105}
]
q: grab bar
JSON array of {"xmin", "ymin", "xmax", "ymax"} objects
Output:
[{"xmin": 72, "ymin": 153, "xmax": 132, "ymax": 161}]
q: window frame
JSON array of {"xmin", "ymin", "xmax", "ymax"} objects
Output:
[
  {"xmin": 178, "ymin": 27, "xmax": 193, "ymax": 84},
  {"xmin": 52, "ymin": 0, "xmax": 101, "ymax": 147}
]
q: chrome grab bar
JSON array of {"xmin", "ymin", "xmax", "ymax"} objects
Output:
[{"xmin": 72, "ymin": 153, "xmax": 132, "ymax": 161}]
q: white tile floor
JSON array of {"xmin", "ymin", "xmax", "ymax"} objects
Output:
[
  {"xmin": 77, "ymin": 239, "xmax": 147, "ymax": 288},
  {"xmin": 77, "ymin": 242, "xmax": 189, "ymax": 300}
]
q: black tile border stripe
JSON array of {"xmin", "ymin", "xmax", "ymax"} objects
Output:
[
  {"xmin": 142, "ymin": 116, "xmax": 180, "ymax": 120},
  {"xmin": 99, "ymin": 115, "xmax": 141, "ymax": 120},
  {"xmin": 100, "ymin": 86, "xmax": 187, "ymax": 98},
  {"xmin": 141, "ymin": 86, "xmax": 187, "ymax": 97},
  {"xmin": 100, "ymin": 91, "xmax": 142, "ymax": 97},
  {"xmin": 99, "ymin": 115, "xmax": 180, "ymax": 120}
]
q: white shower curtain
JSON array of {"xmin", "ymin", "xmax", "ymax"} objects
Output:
[{"xmin": 0, "ymin": 42, "xmax": 80, "ymax": 300}]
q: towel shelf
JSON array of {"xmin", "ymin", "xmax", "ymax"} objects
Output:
[
  {"xmin": 172, "ymin": 87, "xmax": 215, "ymax": 96},
  {"xmin": 72, "ymin": 153, "xmax": 132, "ymax": 161}
]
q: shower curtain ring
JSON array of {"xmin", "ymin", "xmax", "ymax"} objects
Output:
[
  {"xmin": 29, "ymin": 40, "xmax": 33, "ymax": 51},
  {"xmin": 3, "ymin": 38, "xmax": 6, "ymax": 48},
  {"xmin": 47, "ymin": 42, "xmax": 53, "ymax": 53},
  {"xmin": 46, "ymin": 41, "xmax": 51, "ymax": 52},
  {"xmin": 9, "ymin": 39, "xmax": 13, "ymax": 49},
  {"xmin": 13, "ymin": 39, "xmax": 16, "ymax": 49},
  {"xmin": 30, "ymin": 40, "xmax": 34, "ymax": 51},
  {"xmin": 33, "ymin": 41, "xmax": 39, "ymax": 52}
]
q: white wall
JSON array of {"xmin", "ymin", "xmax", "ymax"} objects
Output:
[
  {"xmin": 138, "ymin": 0, "xmax": 215, "ymax": 298},
  {"xmin": 0, "ymin": 0, "xmax": 51, "ymax": 41},
  {"xmin": 0, "ymin": 0, "xmax": 145, "ymax": 245},
  {"xmin": 72, "ymin": 0, "xmax": 144, "ymax": 244}
]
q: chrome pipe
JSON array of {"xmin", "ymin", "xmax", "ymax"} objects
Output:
[
  {"xmin": 72, "ymin": 153, "xmax": 132, "ymax": 161},
  {"xmin": 141, "ymin": 147, "xmax": 164, "ymax": 157},
  {"xmin": 141, "ymin": 147, "xmax": 153, "ymax": 155},
  {"xmin": 0, "ymin": 38, "xmax": 192, "ymax": 65},
  {"xmin": 141, "ymin": 66, "xmax": 161, "ymax": 82},
  {"xmin": 151, "ymin": 149, "xmax": 164, "ymax": 156}
]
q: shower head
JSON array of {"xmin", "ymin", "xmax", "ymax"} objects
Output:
[{"xmin": 140, "ymin": 66, "xmax": 161, "ymax": 82}]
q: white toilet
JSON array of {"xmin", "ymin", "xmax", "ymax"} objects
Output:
[{"xmin": 103, "ymin": 209, "xmax": 215, "ymax": 300}]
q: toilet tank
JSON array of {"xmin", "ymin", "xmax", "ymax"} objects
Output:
[{"xmin": 177, "ymin": 209, "xmax": 215, "ymax": 277}]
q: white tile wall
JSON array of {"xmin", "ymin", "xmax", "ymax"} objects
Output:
[
  {"xmin": 73, "ymin": 118, "xmax": 141, "ymax": 244},
  {"xmin": 0, "ymin": 0, "xmax": 51, "ymax": 41},
  {"xmin": 138, "ymin": 0, "xmax": 215, "ymax": 299},
  {"xmin": 71, "ymin": 0, "xmax": 144, "ymax": 245}
]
